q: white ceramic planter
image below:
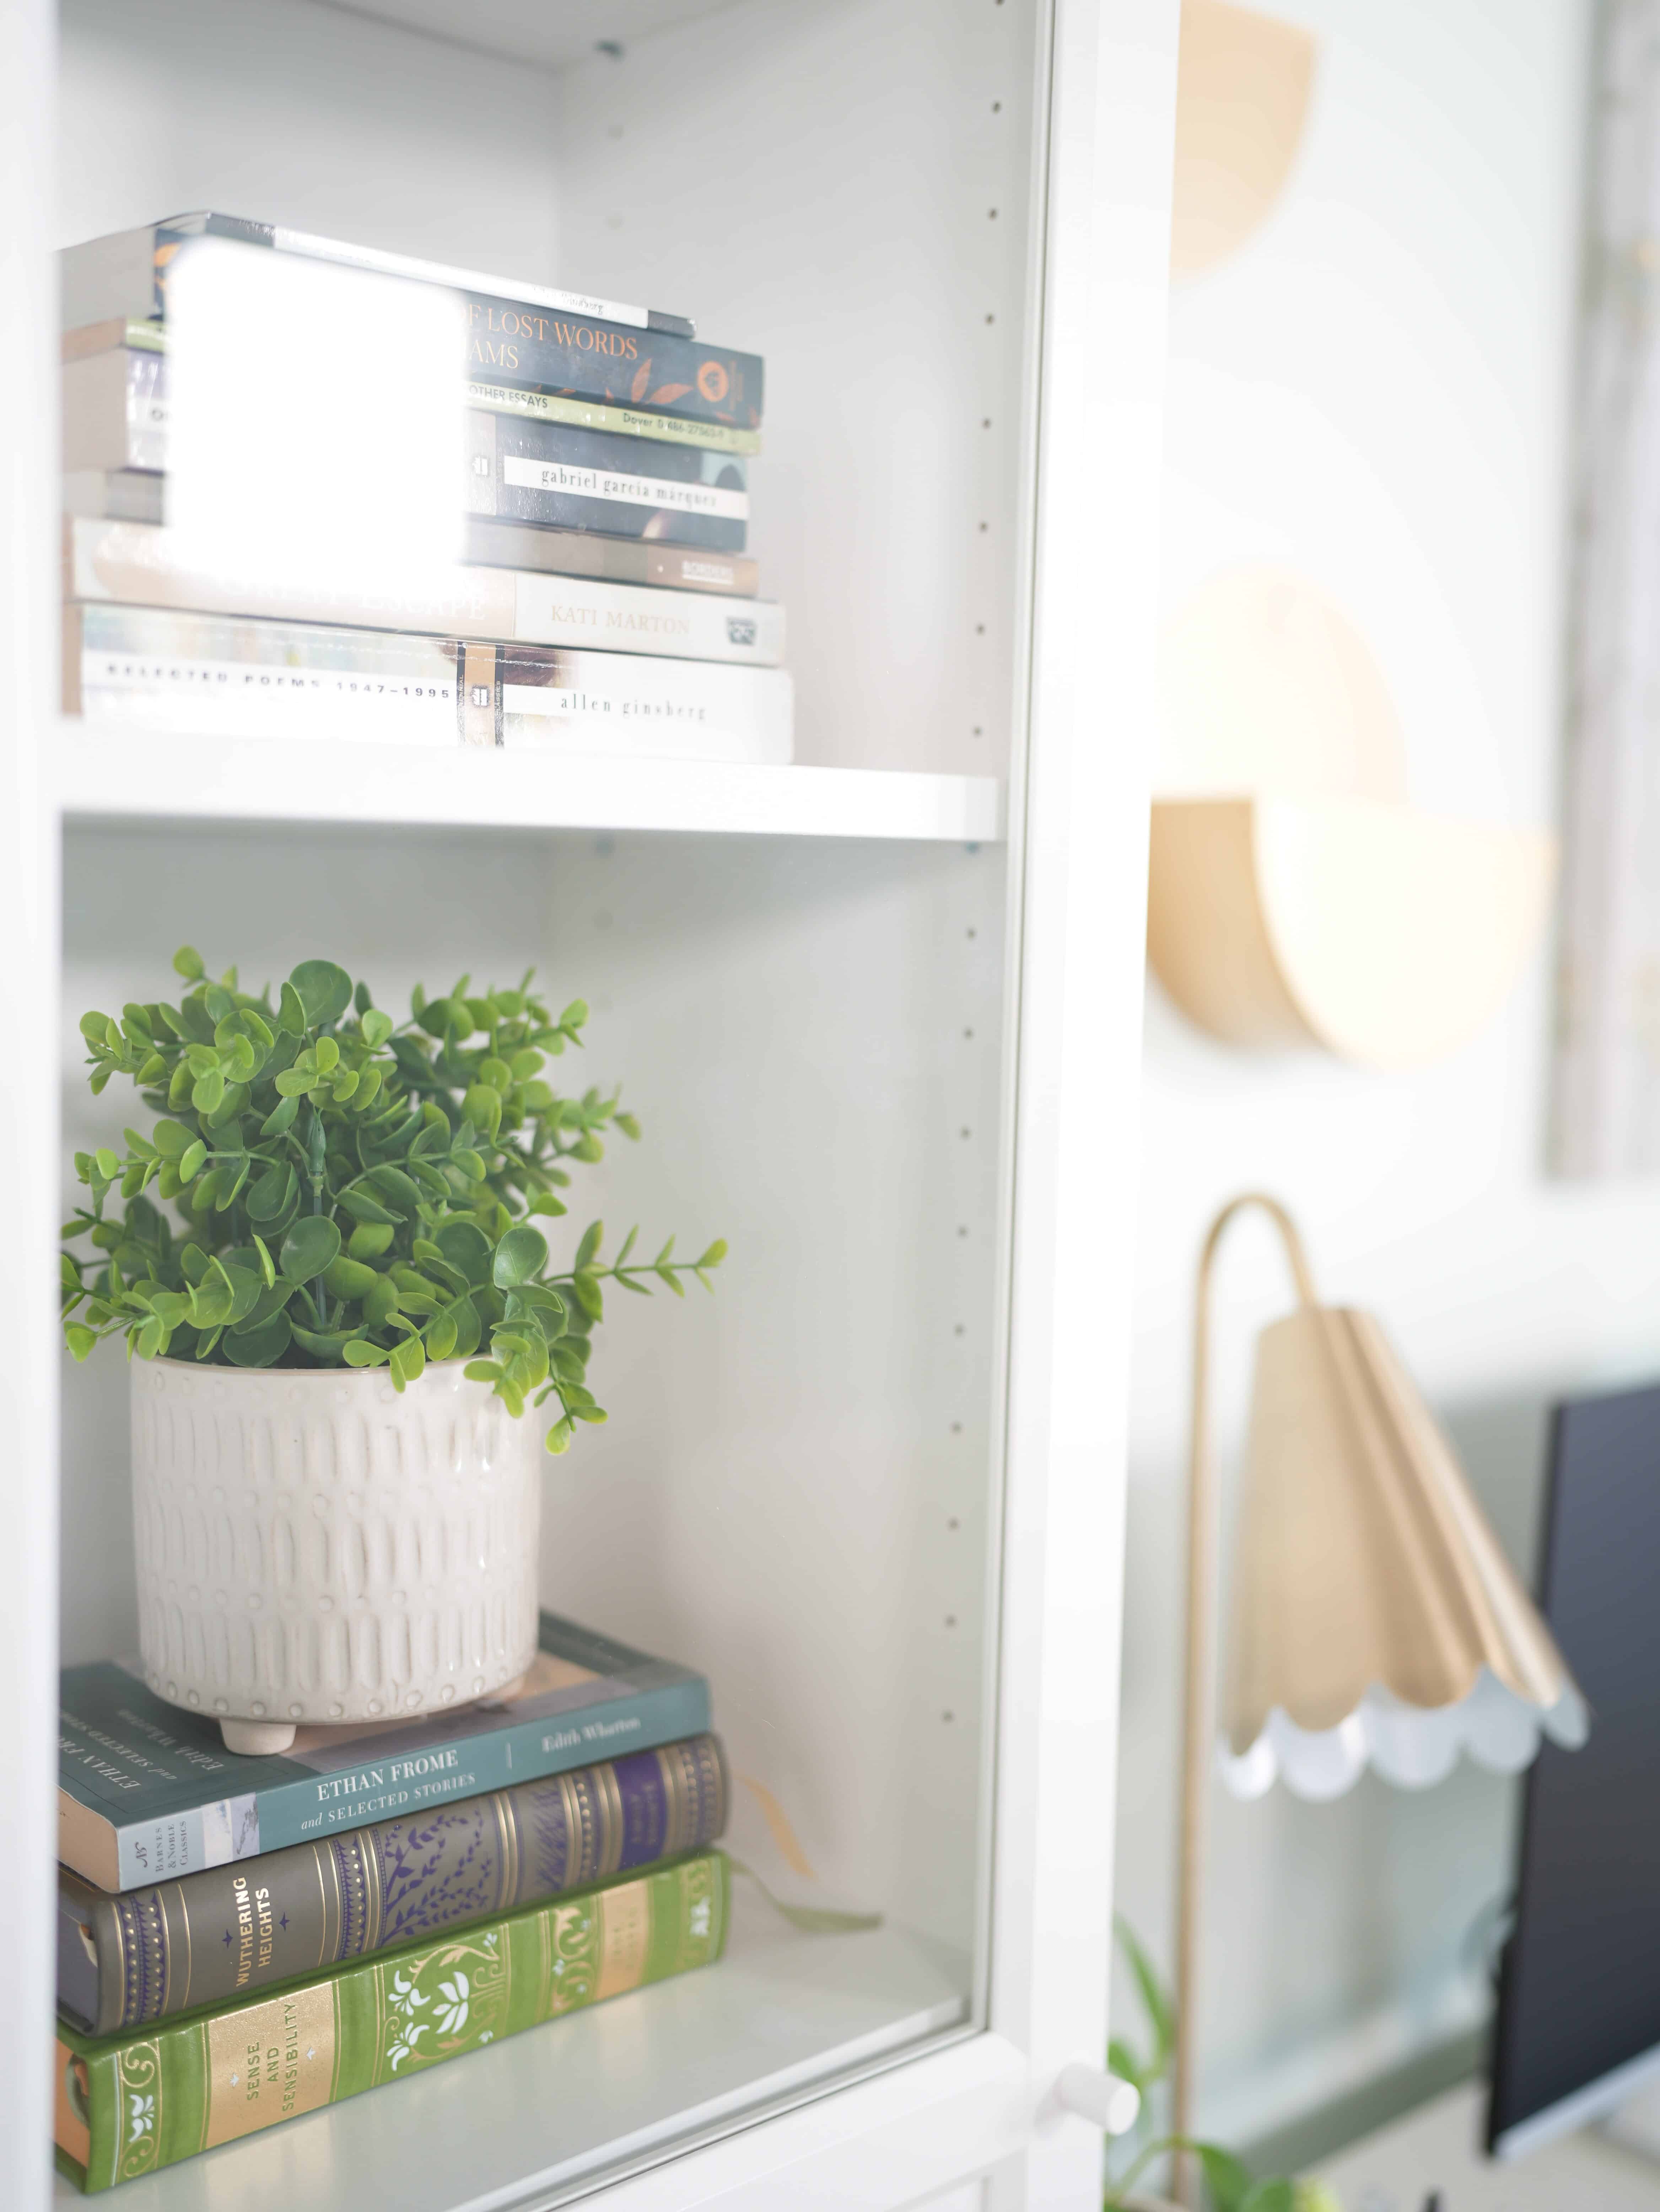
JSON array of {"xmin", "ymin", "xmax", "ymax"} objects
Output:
[{"xmin": 130, "ymin": 1357, "xmax": 543, "ymax": 1753}]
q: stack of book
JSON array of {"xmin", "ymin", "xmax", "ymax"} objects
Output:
[
  {"xmin": 53, "ymin": 1613, "xmax": 729, "ymax": 2192},
  {"xmin": 60, "ymin": 212, "xmax": 789, "ymax": 765}
]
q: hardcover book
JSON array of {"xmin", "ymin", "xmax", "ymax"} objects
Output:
[
  {"xmin": 59, "ymin": 1612, "xmax": 711, "ymax": 1892},
  {"xmin": 65, "ymin": 603, "xmax": 794, "ymax": 763},
  {"xmin": 59, "ymin": 213, "xmax": 695, "ymax": 338},
  {"xmin": 55, "ymin": 1851, "xmax": 729, "ymax": 2192},
  {"xmin": 61, "ymin": 472, "xmax": 761, "ymax": 595},
  {"xmin": 467, "ymin": 409, "xmax": 748, "ymax": 550},
  {"xmin": 59, "ymin": 1733, "xmax": 727, "ymax": 2034},
  {"xmin": 65, "ymin": 517, "xmax": 784, "ymax": 666}
]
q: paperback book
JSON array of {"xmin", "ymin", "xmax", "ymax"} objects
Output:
[
  {"xmin": 60, "ymin": 1733, "xmax": 728, "ymax": 2033},
  {"xmin": 64, "ymin": 224, "xmax": 760, "ymax": 427},
  {"xmin": 467, "ymin": 409, "xmax": 749, "ymax": 551},
  {"xmin": 60, "ymin": 322, "xmax": 760, "ymax": 458},
  {"xmin": 65, "ymin": 517, "xmax": 784, "ymax": 666},
  {"xmin": 55, "ymin": 1851, "xmax": 729, "ymax": 2192},
  {"xmin": 61, "ymin": 473, "xmax": 761, "ymax": 595},
  {"xmin": 60, "ymin": 213, "xmax": 696, "ymax": 338},
  {"xmin": 59, "ymin": 1612, "xmax": 711, "ymax": 1892},
  {"xmin": 65, "ymin": 603, "xmax": 795, "ymax": 763}
]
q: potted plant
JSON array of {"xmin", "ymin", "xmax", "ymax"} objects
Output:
[{"xmin": 62, "ymin": 947, "xmax": 723, "ymax": 1753}]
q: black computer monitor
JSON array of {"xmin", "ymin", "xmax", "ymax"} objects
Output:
[{"xmin": 1488, "ymin": 1380, "xmax": 1660, "ymax": 2157}]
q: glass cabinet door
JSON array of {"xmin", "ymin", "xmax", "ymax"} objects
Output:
[{"xmin": 1, "ymin": 1, "xmax": 1176, "ymax": 2205}]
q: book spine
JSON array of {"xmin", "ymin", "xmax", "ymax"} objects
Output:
[
  {"xmin": 498, "ymin": 649, "xmax": 792, "ymax": 766},
  {"xmin": 467, "ymin": 381, "xmax": 760, "ymax": 456},
  {"xmin": 61, "ymin": 1853, "xmax": 729, "ymax": 2191},
  {"xmin": 113, "ymin": 1673, "xmax": 713, "ymax": 1886},
  {"xmin": 78, "ymin": 1735, "xmax": 728, "ymax": 2034},
  {"xmin": 460, "ymin": 296, "xmax": 761, "ymax": 428},
  {"xmin": 467, "ymin": 410, "xmax": 749, "ymax": 552},
  {"xmin": 463, "ymin": 519, "xmax": 760, "ymax": 597},
  {"xmin": 70, "ymin": 607, "xmax": 793, "ymax": 766},
  {"xmin": 66, "ymin": 517, "xmax": 785, "ymax": 666},
  {"xmin": 61, "ymin": 351, "xmax": 167, "ymax": 474},
  {"xmin": 179, "ymin": 217, "xmax": 696, "ymax": 338}
]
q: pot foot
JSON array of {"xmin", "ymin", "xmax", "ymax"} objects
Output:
[{"xmin": 221, "ymin": 1718, "xmax": 298, "ymax": 1755}]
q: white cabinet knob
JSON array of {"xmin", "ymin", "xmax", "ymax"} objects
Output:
[{"xmin": 1055, "ymin": 2061, "xmax": 1141, "ymax": 2136}]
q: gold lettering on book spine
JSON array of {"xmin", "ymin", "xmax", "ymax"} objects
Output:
[
  {"xmin": 204, "ymin": 1982, "xmax": 335, "ymax": 2147},
  {"xmin": 593, "ymin": 1880, "xmax": 652, "ymax": 2002}
]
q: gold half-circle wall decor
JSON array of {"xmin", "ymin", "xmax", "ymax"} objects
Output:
[
  {"xmin": 1149, "ymin": 569, "xmax": 1557, "ymax": 1069},
  {"xmin": 1147, "ymin": 796, "xmax": 1557, "ymax": 1071},
  {"xmin": 1171, "ymin": 0, "xmax": 1318, "ymax": 279}
]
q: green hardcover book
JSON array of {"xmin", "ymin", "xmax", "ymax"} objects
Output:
[{"xmin": 55, "ymin": 1850, "xmax": 729, "ymax": 2192}]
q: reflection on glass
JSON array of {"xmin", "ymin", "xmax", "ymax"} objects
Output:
[{"xmin": 165, "ymin": 236, "xmax": 466, "ymax": 599}]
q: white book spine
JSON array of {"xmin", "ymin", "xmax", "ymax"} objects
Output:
[
  {"xmin": 64, "ymin": 519, "xmax": 785, "ymax": 666},
  {"xmin": 498, "ymin": 456, "xmax": 750, "ymax": 521},
  {"xmin": 69, "ymin": 608, "xmax": 794, "ymax": 766}
]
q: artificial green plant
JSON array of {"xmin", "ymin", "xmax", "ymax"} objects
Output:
[
  {"xmin": 1104, "ymin": 1917, "xmax": 1339, "ymax": 2212},
  {"xmin": 61, "ymin": 948, "xmax": 724, "ymax": 1453}
]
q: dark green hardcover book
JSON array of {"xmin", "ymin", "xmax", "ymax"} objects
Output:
[
  {"xmin": 60, "ymin": 1733, "xmax": 727, "ymax": 2034},
  {"xmin": 55, "ymin": 1852, "xmax": 729, "ymax": 2193}
]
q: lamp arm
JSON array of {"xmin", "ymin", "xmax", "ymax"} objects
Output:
[{"xmin": 1170, "ymin": 1194, "xmax": 1317, "ymax": 2206}]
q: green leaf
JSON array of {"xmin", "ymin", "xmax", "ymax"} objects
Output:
[
  {"xmin": 191, "ymin": 1067, "xmax": 225, "ymax": 1114},
  {"xmin": 696, "ymin": 1239, "xmax": 729, "ymax": 1269},
  {"xmin": 280, "ymin": 1216, "xmax": 342, "ymax": 1283},
  {"xmin": 149, "ymin": 1118, "xmax": 193, "ymax": 1160},
  {"xmin": 260, "ymin": 1094, "xmax": 300, "ymax": 1137},
  {"xmin": 574, "ymin": 1220, "xmax": 603, "ymax": 1272},
  {"xmin": 615, "ymin": 1225, "xmax": 638, "ymax": 1267},
  {"xmin": 65, "ymin": 1323, "xmax": 98, "ymax": 1362},
  {"xmin": 342, "ymin": 1337, "xmax": 393, "ymax": 1367},
  {"xmin": 178, "ymin": 1139, "xmax": 207, "ymax": 1183},
  {"xmin": 290, "ymin": 1323, "xmax": 354, "ymax": 1363},
  {"xmin": 360, "ymin": 1008, "xmax": 394, "ymax": 1049},
  {"xmin": 348, "ymin": 1223, "xmax": 395, "ymax": 1261},
  {"xmin": 544, "ymin": 1417, "xmax": 573, "ymax": 1454},
  {"xmin": 323, "ymin": 1254, "xmax": 381, "ymax": 1302},
  {"xmin": 336, "ymin": 1186, "xmax": 398, "ymax": 1226},
  {"xmin": 1106, "ymin": 2038, "xmax": 1146, "ymax": 2094},
  {"xmin": 559, "ymin": 999, "xmax": 588, "ymax": 1031},
  {"xmin": 1196, "ymin": 2145, "xmax": 1255, "ymax": 2212},
  {"xmin": 572, "ymin": 1270, "xmax": 603, "ymax": 1322},
  {"xmin": 222, "ymin": 1310, "xmax": 293, "ymax": 1367},
  {"xmin": 527, "ymin": 1192, "xmax": 568, "ymax": 1218},
  {"xmin": 276, "ymin": 980, "xmax": 308, "ymax": 1036},
  {"xmin": 435, "ymin": 1220, "xmax": 493, "ymax": 1285},
  {"xmin": 424, "ymin": 1312, "xmax": 458, "ymax": 1362},
  {"xmin": 290, "ymin": 959, "xmax": 354, "ymax": 1028},
  {"xmin": 1115, "ymin": 1916, "xmax": 1175, "ymax": 2075},
  {"xmin": 1239, "ymin": 2185, "xmax": 1297, "ymax": 2212},
  {"xmin": 389, "ymin": 1335, "xmax": 425, "ymax": 1387},
  {"xmin": 492, "ymin": 1223, "xmax": 549, "ymax": 1289},
  {"xmin": 173, "ymin": 945, "xmax": 205, "ymax": 980},
  {"xmin": 245, "ymin": 1160, "xmax": 296, "ymax": 1222}
]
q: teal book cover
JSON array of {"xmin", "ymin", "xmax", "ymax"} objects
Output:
[{"xmin": 60, "ymin": 1612, "xmax": 711, "ymax": 1891}]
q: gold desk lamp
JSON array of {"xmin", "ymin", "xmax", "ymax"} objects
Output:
[{"xmin": 1171, "ymin": 1196, "xmax": 1588, "ymax": 2202}]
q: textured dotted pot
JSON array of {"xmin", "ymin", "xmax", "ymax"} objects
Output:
[{"xmin": 130, "ymin": 1356, "xmax": 543, "ymax": 1754}]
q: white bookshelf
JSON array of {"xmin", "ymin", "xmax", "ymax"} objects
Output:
[
  {"xmin": 5, "ymin": 1, "xmax": 1180, "ymax": 2206},
  {"xmin": 58, "ymin": 732, "xmax": 1005, "ymax": 842}
]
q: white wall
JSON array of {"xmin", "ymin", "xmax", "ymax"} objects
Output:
[{"xmin": 1109, "ymin": 0, "xmax": 1660, "ymax": 2149}]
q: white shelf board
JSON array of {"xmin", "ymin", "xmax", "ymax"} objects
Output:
[
  {"xmin": 55, "ymin": 731, "xmax": 1004, "ymax": 844},
  {"xmin": 54, "ymin": 1902, "xmax": 969, "ymax": 2210}
]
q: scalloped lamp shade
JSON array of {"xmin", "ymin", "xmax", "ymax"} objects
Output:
[{"xmin": 1218, "ymin": 1304, "xmax": 1586, "ymax": 1802}]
